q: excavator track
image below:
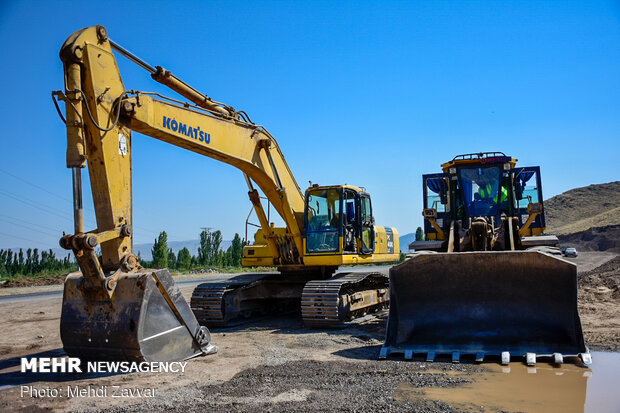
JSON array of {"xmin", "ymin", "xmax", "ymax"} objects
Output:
[
  {"xmin": 191, "ymin": 273, "xmax": 310, "ymax": 327},
  {"xmin": 301, "ymin": 272, "xmax": 389, "ymax": 328}
]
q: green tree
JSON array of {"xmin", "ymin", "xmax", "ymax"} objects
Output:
[
  {"xmin": 178, "ymin": 247, "xmax": 192, "ymax": 270},
  {"xmin": 198, "ymin": 229, "xmax": 223, "ymax": 267},
  {"xmin": 415, "ymin": 226, "xmax": 424, "ymax": 241},
  {"xmin": 137, "ymin": 251, "xmax": 149, "ymax": 268},
  {"xmin": 32, "ymin": 248, "xmax": 40, "ymax": 273},
  {"xmin": 229, "ymin": 233, "xmax": 243, "ymax": 267},
  {"xmin": 167, "ymin": 248, "xmax": 177, "ymax": 269},
  {"xmin": 0, "ymin": 247, "xmax": 75, "ymax": 278},
  {"xmin": 209, "ymin": 230, "xmax": 223, "ymax": 266},
  {"xmin": 25, "ymin": 248, "xmax": 33, "ymax": 274},
  {"xmin": 198, "ymin": 229, "xmax": 211, "ymax": 266},
  {"xmin": 152, "ymin": 231, "xmax": 169, "ymax": 268},
  {"xmin": 399, "ymin": 252, "xmax": 407, "ymax": 263},
  {"xmin": 17, "ymin": 249, "xmax": 24, "ymax": 273}
]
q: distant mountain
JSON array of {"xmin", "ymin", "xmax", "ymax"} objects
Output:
[
  {"xmin": 399, "ymin": 233, "xmax": 416, "ymax": 253},
  {"xmin": 545, "ymin": 181, "xmax": 620, "ymax": 235}
]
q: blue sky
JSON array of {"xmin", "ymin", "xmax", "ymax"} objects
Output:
[{"xmin": 0, "ymin": 0, "xmax": 618, "ymax": 250}]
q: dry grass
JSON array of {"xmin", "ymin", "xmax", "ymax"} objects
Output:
[{"xmin": 545, "ymin": 181, "xmax": 620, "ymax": 235}]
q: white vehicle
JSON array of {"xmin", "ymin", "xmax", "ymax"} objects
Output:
[{"xmin": 564, "ymin": 247, "xmax": 578, "ymax": 257}]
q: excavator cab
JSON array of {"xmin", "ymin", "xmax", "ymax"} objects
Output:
[
  {"xmin": 382, "ymin": 152, "xmax": 589, "ymax": 365},
  {"xmin": 304, "ymin": 185, "xmax": 375, "ymax": 256}
]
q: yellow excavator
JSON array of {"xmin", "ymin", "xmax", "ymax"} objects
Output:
[
  {"xmin": 55, "ymin": 25, "xmax": 399, "ymax": 362},
  {"xmin": 382, "ymin": 153, "xmax": 590, "ymax": 365}
]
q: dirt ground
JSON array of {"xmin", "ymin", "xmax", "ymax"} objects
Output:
[
  {"xmin": 0, "ymin": 251, "xmax": 617, "ymax": 412},
  {"xmin": 576, "ymin": 253, "xmax": 620, "ymax": 351},
  {"xmin": 0, "ymin": 274, "xmax": 67, "ymax": 288}
]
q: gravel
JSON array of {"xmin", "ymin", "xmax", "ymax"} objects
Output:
[{"xmin": 95, "ymin": 359, "xmax": 485, "ymax": 413}]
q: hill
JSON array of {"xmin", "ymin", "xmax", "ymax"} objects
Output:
[
  {"xmin": 556, "ymin": 225, "xmax": 620, "ymax": 253},
  {"xmin": 545, "ymin": 181, "xmax": 620, "ymax": 235}
]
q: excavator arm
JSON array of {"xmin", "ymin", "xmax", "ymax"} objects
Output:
[
  {"xmin": 57, "ymin": 25, "xmax": 305, "ymax": 280},
  {"xmin": 54, "ymin": 25, "xmax": 312, "ymax": 362}
]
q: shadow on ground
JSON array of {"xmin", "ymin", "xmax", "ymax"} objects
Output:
[{"xmin": 209, "ymin": 310, "xmax": 387, "ymax": 338}]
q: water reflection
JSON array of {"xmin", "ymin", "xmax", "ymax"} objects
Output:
[{"xmin": 394, "ymin": 352, "xmax": 620, "ymax": 413}]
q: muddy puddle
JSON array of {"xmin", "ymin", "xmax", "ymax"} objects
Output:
[{"xmin": 394, "ymin": 352, "xmax": 620, "ymax": 412}]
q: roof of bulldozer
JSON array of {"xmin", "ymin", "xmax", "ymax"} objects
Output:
[{"xmin": 441, "ymin": 152, "xmax": 518, "ymax": 172}]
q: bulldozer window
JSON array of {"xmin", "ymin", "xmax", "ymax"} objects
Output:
[
  {"xmin": 306, "ymin": 188, "xmax": 341, "ymax": 253},
  {"xmin": 516, "ymin": 172, "xmax": 539, "ymax": 209},
  {"xmin": 458, "ymin": 166, "xmax": 502, "ymax": 217},
  {"xmin": 426, "ymin": 194, "xmax": 446, "ymax": 212},
  {"xmin": 424, "ymin": 176, "xmax": 448, "ymax": 213}
]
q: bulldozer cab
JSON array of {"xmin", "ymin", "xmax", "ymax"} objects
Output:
[
  {"xmin": 303, "ymin": 186, "xmax": 375, "ymax": 255},
  {"xmin": 422, "ymin": 159, "xmax": 546, "ymax": 238}
]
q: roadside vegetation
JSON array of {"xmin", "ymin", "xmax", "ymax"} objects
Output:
[
  {"xmin": 144, "ymin": 228, "xmax": 271, "ymax": 274},
  {"xmin": 0, "ymin": 228, "xmax": 260, "ymax": 286},
  {"xmin": 0, "ymin": 248, "xmax": 76, "ymax": 283}
]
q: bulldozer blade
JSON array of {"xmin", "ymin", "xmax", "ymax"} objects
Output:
[
  {"xmin": 60, "ymin": 268, "xmax": 216, "ymax": 362},
  {"xmin": 382, "ymin": 250, "xmax": 589, "ymax": 364}
]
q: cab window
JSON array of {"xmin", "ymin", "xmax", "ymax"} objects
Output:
[
  {"xmin": 457, "ymin": 166, "xmax": 503, "ymax": 217},
  {"xmin": 306, "ymin": 188, "xmax": 340, "ymax": 253}
]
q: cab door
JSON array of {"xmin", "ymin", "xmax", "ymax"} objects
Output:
[
  {"xmin": 359, "ymin": 193, "xmax": 375, "ymax": 254},
  {"xmin": 511, "ymin": 166, "xmax": 545, "ymax": 232}
]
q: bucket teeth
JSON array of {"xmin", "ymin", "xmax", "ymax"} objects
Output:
[
  {"xmin": 501, "ymin": 351, "xmax": 511, "ymax": 365},
  {"xmin": 378, "ymin": 348, "xmax": 591, "ymax": 367},
  {"xmin": 580, "ymin": 353, "xmax": 592, "ymax": 365},
  {"xmin": 526, "ymin": 352, "xmax": 536, "ymax": 366}
]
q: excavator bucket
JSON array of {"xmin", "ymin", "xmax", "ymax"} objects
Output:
[
  {"xmin": 381, "ymin": 250, "xmax": 590, "ymax": 364},
  {"xmin": 60, "ymin": 269, "xmax": 216, "ymax": 362}
]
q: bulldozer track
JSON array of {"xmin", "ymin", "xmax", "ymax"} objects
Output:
[{"xmin": 301, "ymin": 272, "xmax": 389, "ymax": 328}]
